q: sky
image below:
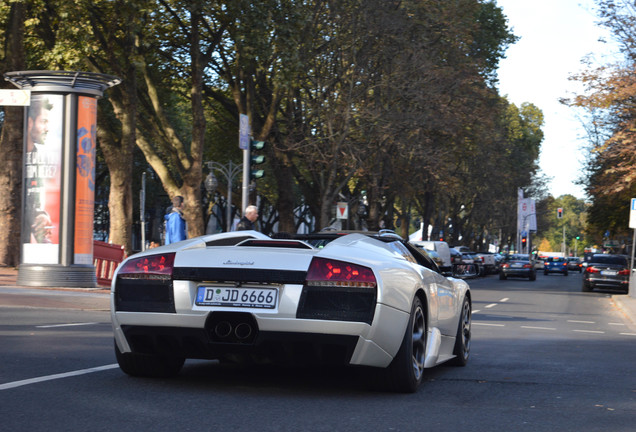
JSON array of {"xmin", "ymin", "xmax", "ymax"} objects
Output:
[{"xmin": 496, "ymin": 0, "xmax": 620, "ymax": 199}]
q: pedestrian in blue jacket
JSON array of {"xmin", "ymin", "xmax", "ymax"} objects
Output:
[{"xmin": 165, "ymin": 196, "xmax": 187, "ymax": 244}]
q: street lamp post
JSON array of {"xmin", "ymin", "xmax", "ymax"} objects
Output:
[
  {"xmin": 574, "ymin": 236, "xmax": 579, "ymax": 257},
  {"xmin": 206, "ymin": 161, "xmax": 242, "ymax": 232},
  {"xmin": 562, "ymin": 225, "xmax": 566, "ymax": 255}
]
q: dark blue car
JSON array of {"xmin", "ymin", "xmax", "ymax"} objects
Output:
[{"xmin": 544, "ymin": 257, "xmax": 568, "ymax": 276}]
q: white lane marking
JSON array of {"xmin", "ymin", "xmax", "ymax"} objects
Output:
[
  {"xmin": 485, "ymin": 298, "xmax": 509, "ymax": 309},
  {"xmin": 521, "ymin": 326, "xmax": 556, "ymax": 331},
  {"xmin": 473, "ymin": 309, "xmax": 481, "ymax": 314},
  {"xmin": 36, "ymin": 322, "xmax": 99, "ymax": 329},
  {"xmin": 620, "ymin": 333, "xmax": 636, "ymax": 336},
  {"xmin": 473, "ymin": 323, "xmax": 505, "ymax": 327},
  {"xmin": 0, "ymin": 364, "xmax": 118, "ymax": 391},
  {"xmin": 568, "ymin": 320, "xmax": 595, "ymax": 324},
  {"xmin": 608, "ymin": 323, "xmax": 625, "ymax": 326},
  {"xmin": 573, "ymin": 329, "xmax": 605, "ymax": 334}
]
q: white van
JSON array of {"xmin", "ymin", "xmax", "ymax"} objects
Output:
[{"xmin": 411, "ymin": 241, "xmax": 452, "ymax": 273}]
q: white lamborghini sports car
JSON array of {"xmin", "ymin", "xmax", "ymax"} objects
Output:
[{"xmin": 111, "ymin": 230, "xmax": 471, "ymax": 392}]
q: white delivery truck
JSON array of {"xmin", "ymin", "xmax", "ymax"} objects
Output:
[{"xmin": 411, "ymin": 241, "xmax": 452, "ymax": 274}]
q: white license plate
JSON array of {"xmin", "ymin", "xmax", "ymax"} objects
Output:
[
  {"xmin": 196, "ymin": 286, "xmax": 278, "ymax": 309},
  {"xmin": 512, "ymin": 263, "xmax": 522, "ymax": 268},
  {"xmin": 601, "ymin": 270, "xmax": 618, "ymax": 276}
]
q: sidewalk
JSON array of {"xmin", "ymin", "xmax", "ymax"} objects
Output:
[
  {"xmin": 614, "ymin": 292, "xmax": 636, "ymax": 326},
  {"xmin": 0, "ymin": 266, "xmax": 110, "ymax": 311},
  {"xmin": 0, "ymin": 266, "xmax": 110, "ymax": 293}
]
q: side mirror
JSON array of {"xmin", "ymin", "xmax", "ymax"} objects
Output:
[{"xmin": 451, "ymin": 263, "xmax": 478, "ymax": 279}]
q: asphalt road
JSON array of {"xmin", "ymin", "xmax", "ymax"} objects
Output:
[{"xmin": 0, "ymin": 272, "xmax": 635, "ymax": 432}]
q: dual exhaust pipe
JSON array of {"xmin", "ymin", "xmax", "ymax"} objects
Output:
[
  {"xmin": 207, "ymin": 312, "xmax": 257, "ymax": 344},
  {"xmin": 213, "ymin": 320, "xmax": 253, "ymax": 341}
]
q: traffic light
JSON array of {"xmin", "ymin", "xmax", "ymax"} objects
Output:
[
  {"xmin": 521, "ymin": 235, "xmax": 527, "ymax": 245},
  {"xmin": 557, "ymin": 208, "xmax": 563, "ymax": 218},
  {"xmin": 250, "ymin": 139, "xmax": 266, "ymax": 180}
]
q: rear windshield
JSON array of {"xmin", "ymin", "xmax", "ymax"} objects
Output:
[
  {"xmin": 590, "ymin": 255, "xmax": 628, "ymax": 266},
  {"xmin": 547, "ymin": 257, "xmax": 565, "ymax": 262}
]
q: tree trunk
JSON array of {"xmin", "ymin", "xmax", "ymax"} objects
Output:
[
  {"xmin": 0, "ymin": 2, "xmax": 25, "ymax": 266},
  {"xmin": 99, "ymin": 83, "xmax": 136, "ymax": 254},
  {"xmin": 106, "ymin": 159, "xmax": 133, "ymax": 251},
  {"xmin": 182, "ymin": 1, "xmax": 205, "ymax": 238},
  {"xmin": 0, "ymin": 105, "xmax": 24, "ymax": 266}
]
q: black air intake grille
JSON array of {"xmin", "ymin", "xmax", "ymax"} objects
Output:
[
  {"xmin": 297, "ymin": 286, "xmax": 376, "ymax": 324},
  {"xmin": 114, "ymin": 278, "xmax": 175, "ymax": 313}
]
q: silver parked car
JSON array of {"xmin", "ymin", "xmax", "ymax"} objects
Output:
[{"xmin": 567, "ymin": 257, "xmax": 583, "ymax": 273}]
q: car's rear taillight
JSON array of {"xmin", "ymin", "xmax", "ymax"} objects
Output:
[
  {"xmin": 523, "ymin": 264, "xmax": 532, "ymax": 269},
  {"xmin": 306, "ymin": 257, "xmax": 376, "ymax": 288},
  {"xmin": 618, "ymin": 269, "xmax": 630, "ymax": 276},
  {"xmin": 585, "ymin": 266, "xmax": 600, "ymax": 274},
  {"xmin": 118, "ymin": 253, "xmax": 175, "ymax": 280},
  {"xmin": 501, "ymin": 263, "xmax": 509, "ymax": 268}
]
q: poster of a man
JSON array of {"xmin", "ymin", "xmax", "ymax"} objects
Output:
[
  {"xmin": 22, "ymin": 94, "xmax": 64, "ymax": 263},
  {"xmin": 26, "ymin": 96, "xmax": 52, "ymax": 152}
]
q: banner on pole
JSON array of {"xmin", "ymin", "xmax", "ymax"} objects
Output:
[{"xmin": 517, "ymin": 198, "xmax": 537, "ymax": 231}]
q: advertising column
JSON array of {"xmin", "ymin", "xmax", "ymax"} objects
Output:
[{"xmin": 5, "ymin": 71, "xmax": 120, "ymax": 287}]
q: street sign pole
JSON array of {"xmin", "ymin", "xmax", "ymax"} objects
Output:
[
  {"xmin": 140, "ymin": 172, "xmax": 146, "ymax": 251},
  {"xmin": 238, "ymin": 114, "xmax": 250, "ymax": 213},
  {"xmin": 630, "ymin": 229, "xmax": 635, "ymax": 298}
]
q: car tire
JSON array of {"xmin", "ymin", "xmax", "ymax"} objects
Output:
[
  {"xmin": 449, "ymin": 296, "xmax": 471, "ymax": 367},
  {"xmin": 499, "ymin": 273, "xmax": 507, "ymax": 280},
  {"xmin": 544, "ymin": 270, "xmax": 548, "ymax": 275},
  {"xmin": 381, "ymin": 296, "xmax": 426, "ymax": 393},
  {"xmin": 529, "ymin": 273, "xmax": 536, "ymax": 281},
  {"xmin": 114, "ymin": 340, "xmax": 185, "ymax": 378},
  {"xmin": 564, "ymin": 272, "xmax": 568, "ymax": 276},
  {"xmin": 582, "ymin": 281, "xmax": 592, "ymax": 292}
]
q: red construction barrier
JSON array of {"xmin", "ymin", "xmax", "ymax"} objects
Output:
[{"xmin": 93, "ymin": 240, "xmax": 126, "ymax": 287}]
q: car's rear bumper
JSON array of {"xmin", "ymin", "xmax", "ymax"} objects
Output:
[
  {"xmin": 118, "ymin": 323, "xmax": 361, "ymax": 365},
  {"xmin": 584, "ymin": 276, "xmax": 629, "ymax": 288},
  {"xmin": 112, "ymin": 301, "xmax": 409, "ymax": 368},
  {"xmin": 502, "ymin": 269, "xmax": 533, "ymax": 277},
  {"xmin": 544, "ymin": 268, "xmax": 567, "ymax": 273}
]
